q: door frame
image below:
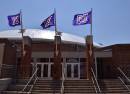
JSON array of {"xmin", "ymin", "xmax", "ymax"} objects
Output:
[
  {"xmin": 65, "ymin": 63, "xmax": 80, "ymax": 80},
  {"xmin": 36, "ymin": 63, "xmax": 52, "ymax": 79}
]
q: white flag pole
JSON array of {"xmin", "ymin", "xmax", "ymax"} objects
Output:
[
  {"xmin": 54, "ymin": 8, "xmax": 58, "ymax": 35},
  {"xmin": 54, "ymin": 9, "xmax": 58, "ymax": 56},
  {"xmin": 89, "ymin": 8, "xmax": 93, "ymax": 56},
  {"xmin": 20, "ymin": 10, "xmax": 25, "ymax": 57},
  {"xmin": 90, "ymin": 8, "xmax": 93, "ymax": 35}
]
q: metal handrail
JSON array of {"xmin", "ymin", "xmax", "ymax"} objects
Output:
[
  {"xmin": 32, "ymin": 64, "xmax": 37, "ymax": 71},
  {"xmin": 60, "ymin": 76, "xmax": 65, "ymax": 94},
  {"xmin": 91, "ymin": 77, "xmax": 98, "ymax": 94},
  {"xmin": 22, "ymin": 68, "xmax": 38, "ymax": 92},
  {"xmin": 118, "ymin": 76, "xmax": 130, "ymax": 92},
  {"xmin": 27, "ymin": 76, "xmax": 38, "ymax": 94},
  {"xmin": 60, "ymin": 63, "xmax": 65, "ymax": 94},
  {"xmin": 91, "ymin": 68, "xmax": 101, "ymax": 93},
  {"xmin": 117, "ymin": 67, "xmax": 130, "ymax": 82}
]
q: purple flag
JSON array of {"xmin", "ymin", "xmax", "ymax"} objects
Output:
[
  {"xmin": 41, "ymin": 13, "xmax": 55, "ymax": 29},
  {"xmin": 8, "ymin": 13, "xmax": 21, "ymax": 26},
  {"xmin": 73, "ymin": 11, "xmax": 91, "ymax": 25}
]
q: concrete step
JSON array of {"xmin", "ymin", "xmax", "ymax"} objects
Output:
[
  {"xmin": 32, "ymin": 89, "xmax": 60, "ymax": 93},
  {"xmin": 0, "ymin": 91, "xmax": 28, "ymax": 94},
  {"xmin": 7, "ymin": 85, "xmax": 31, "ymax": 91}
]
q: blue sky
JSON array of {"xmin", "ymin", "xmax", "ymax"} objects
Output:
[{"xmin": 0, "ymin": 0, "xmax": 130, "ymax": 46}]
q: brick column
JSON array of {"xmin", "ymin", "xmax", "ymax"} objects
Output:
[
  {"xmin": 85, "ymin": 35, "xmax": 94, "ymax": 79},
  {"xmin": 53, "ymin": 35, "xmax": 62, "ymax": 80},
  {"xmin": 20, "ymin": 36, "xmax": 32, "ymax": 79}
]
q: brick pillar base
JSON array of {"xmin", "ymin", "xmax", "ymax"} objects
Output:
[
  {"xmin": 53, "ymin": 35, "xmax": 62, "ymax": 80},
  {"xmin": 20, "ymin": 36, "xmax": 32, "ymax": 79},
  {"xmin": 85, "ymin": 35, "xmax": 94, "ymax": 79}
]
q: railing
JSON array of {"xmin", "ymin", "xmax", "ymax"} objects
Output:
[
  {"xmin": 60, "ymin": 75, "xmax": 65, "ymax": 94},
  {"xmin": 117, "ymin": 67, "xmax": 130, "ymax": 83},
  {"xmin": 60, "ymin": 63, "xmax": 65, "ymax": 94},
  {"xmin": 91, "ymin": 77, "xmax": 98, "ymax": 94},
  {"xmin": 20, "ymin": 66, "xmax": 38, "ymax": 94},
  {"xmin": 117, "ymin": 67, "xmax": 130, "ymax": 92},
  {"xmin": 28, "ymin": 76, "xmax": 38, "ymax": 94},
  {"xmin": 91, "ymin": 67, "xmax": 102, "ymax": 94},
  {"xmin": 118, "ymin": 76, "xmax": 130, "ymax": 92}
]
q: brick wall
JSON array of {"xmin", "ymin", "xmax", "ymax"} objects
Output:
[
  {"xmin": 112, "ymin": 44, "xmax": 130, "ymax": 77},
  {"xmin": 97, "ymin": 44, "xmax": 130, "ymax": 79},
  {"xmin": 0, "ymin": 38, "xmax": 16, "ymax": 78}
]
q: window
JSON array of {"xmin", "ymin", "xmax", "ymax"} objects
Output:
[
  {"xmin": 50, "ymin": 58, "xmax": 63, "ymax": 62},
  {"xmin": 31, "ymin": 58, "xmax": 34, "ymax": 62},
  {"xmin": 50, "ymin": 58, "xmax": 54, "ymax": 62},
  {"xmin": 66, "ymin": 58, "xmax": 79, "ymax": 63},
  {"xmin": 80, "ymin": 58, "xmax": 86, "ymax": 62},
  {"xmin": 17, "ymin": 58, "xmax": 21, "ymax": 63},
  {"xmin": 37, "ymin": 58, "xmax": 49, "ymax": 62}
]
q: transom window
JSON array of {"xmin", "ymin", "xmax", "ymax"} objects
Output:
[{"xmin": 37, "ymin": 58, "xmax": 49, "ymax": 62}]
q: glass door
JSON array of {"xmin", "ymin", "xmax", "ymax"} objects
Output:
[
  {"xmin": 66, "ymin": 63, "xmax": 80, "ymax": 79},
  {"xmin": 36, "ymin": 63, "xmax": 52, "ymax": 79}
]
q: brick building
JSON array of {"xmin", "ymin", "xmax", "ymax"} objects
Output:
[{"xmin": 0, "ymin": 29, "xmax": 130, "ymax": 80}]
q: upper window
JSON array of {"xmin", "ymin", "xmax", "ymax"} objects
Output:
[
  {"xmin": 80, "ymin": 58, "xmax": 86, "ymax": 62},
  {"xmin": 66, "ymin": 58, "xmax": 79, "ymax": 63},
  {"xmin": 37, "ymin": 58, "xmax": 49, "ymax": 62}
]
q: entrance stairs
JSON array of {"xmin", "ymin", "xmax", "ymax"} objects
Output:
[
  {"xmin": 63, "ymin": 79, "xmax": 95, "ymax": 94},
  {"xmin": 1, "ymin": 79, "xmax": 130, "ymax": 94},
  {"xmin": 1, "ymin": 79, "xmax": 95, "ymax": 94},
  {"xmin": 31, "ymin": 79, "xmax": 61, "ymax": 94},
  {"xmin": 99, "ymin": 79, "xmax": 130, "ymax": 94},
  {"xmin": 32, "ymin": 79, "xmax": 95, "ymax": 94}
]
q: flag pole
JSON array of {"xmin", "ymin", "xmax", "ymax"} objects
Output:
[
  {"xmin": 20, "ymin": 10, "xmax": 24, "ymax": 57},
  {"xmin": 54, "ymin": 8, "xmax": 57, "ymax": 35},
  {"xmin": 90, "ymin": 8, "xmax": 92, "ymax": 35},
  {"xmin": 87, "ymin": 8, "xmax": 93, "ymax": 79},
  {"xmin": 90, "ymin": 8, "xmax": 94, "ymax": 78},
  {"xmin": 90, "ymin": 8, "xmax": 93, "ymax": 52},
  {"xmin": 54, "ymin": 9, "xmax": 58, "ymax": 56}
]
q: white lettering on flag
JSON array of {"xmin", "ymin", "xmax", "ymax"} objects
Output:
[
  {"xmin": 11, "ymin": 16, "xmax": 20, "ymax": 25},
  {"xmin": 45, "ymin": 16, "xmax": 52, "ymax": 28},
  {"xmin": 76, "ymin": 13, "xmax": 88, "ymax": 24}
]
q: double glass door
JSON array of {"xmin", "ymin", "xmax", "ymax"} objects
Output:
[
  {"xmin": 35, "ymin": 63, "xmax": 80, "ymax": 79},
  {"xmin": 36, "ymin": 63, "xmax": 52, "ymax": 79},
  {"xmin": 65, "ymin": 63, "xmax": 80, "ymax": 79}
]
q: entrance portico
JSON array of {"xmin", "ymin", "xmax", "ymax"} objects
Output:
[
  {"xmin": 31, "ymin": 51, "xmax": 86, "ymax": 80},
  {"xmin": 34, "ymin": 62, "xmax": 80, "ymax": 80},
  {"xmin": 65, "ymin": 63, "xmax": 80, "ymax": 79}
]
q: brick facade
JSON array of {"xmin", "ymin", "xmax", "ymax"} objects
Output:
[
  {"xmin": 112, "ymin": 44, "xmax": 130, "ymax": 77},
  {"xmin": 96, "ymin": 44, "xmax": 130, "ymax": 79},
  {"xmin": 0, "ymin": 37, "xmax": 130, "ymax": 79},
  {"xmin": 0, "ymin": 39, "xmax": 16, "ymax": 78}
]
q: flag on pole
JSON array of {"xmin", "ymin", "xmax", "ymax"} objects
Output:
[
  {"xmin": 41, "ymin": 13, "xmax": 55, "ymax": 29},
  {"xmin": 73, "ymin": 11, "xmax": 91, "ymax": 25},
  {"xmin": 8, "ymin": 13, "xmax": 21, "ymax": 26}
]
